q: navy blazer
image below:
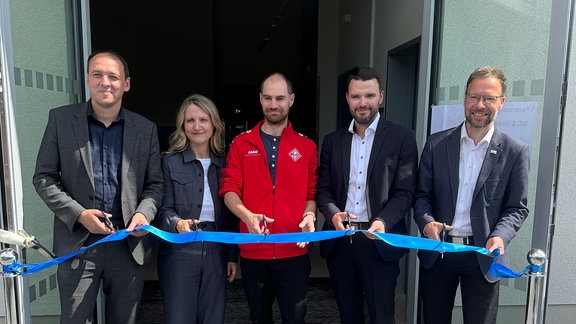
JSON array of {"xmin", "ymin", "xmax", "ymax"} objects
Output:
[
  {"xmin": 155, "ymin": 148, "xmax": 239, "ymax": 262},
  {"xmin": 317, "ymin": 117, "xmax": 419, "ymax": 262},
  {"xmin": 413, "ymin": 123, "xmax": 530, "ymax": 282}
]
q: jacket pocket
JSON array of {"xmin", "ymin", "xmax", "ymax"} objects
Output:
[
  {"xmin": 170, "ymin": 171, "xmax": 195, "ymax": 185},
  {"xmin": 484, "ymin": 178, "xmax": 505, "ymax": 200}
]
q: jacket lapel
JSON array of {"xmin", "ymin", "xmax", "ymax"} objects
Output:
[
  {"xmin": 122, "ymin": 111, "xmax": 136, "ymax": 185},
  {"xmin": 340, "ymin": 128, "xmax": 353, "ymax": 185},
  {"xmin": 474, "ymin": 128, "xmax": 502, "ymax": 199},
  {"xmin": 367, "ymin": 117, "xmax": 386, "ymax": 176},
  {"xmin": 73, "ymin": 103, "xmax": 94, "ymax": 186},
  {"xmin": 447, "ymin": 125, "xmax": 462, "ymax": 210}
]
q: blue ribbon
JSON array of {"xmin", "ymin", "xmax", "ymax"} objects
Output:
[
  {"xmin": 2, "ymin": 225, "xmax": 536, "ymax": 278},
  {"xmin": 3, "ymin": 230, "xmax": 130, "ymax": 276}
]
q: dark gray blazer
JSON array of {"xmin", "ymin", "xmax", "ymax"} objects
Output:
[
  {"xmin": 317, "ymin": 117, "xmax": 419, "ymax": 262},
  {"xmin": 413, "ymin": 123, "xmax": 529, "ymax": 282},
  {"xmin": 33, "ymin": 101, "xmax": 164, "ymax": 265}
]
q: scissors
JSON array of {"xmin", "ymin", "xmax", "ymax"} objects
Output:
[
  {"xmin": 261, "ymin": 214, "xmax": 268, "ymax": 235},
  {"xmin": 101, "ymin": 211, "xmax": 116, "ymax": 232},
  {"xmin": 345, "ymin": 212, "xmax": 352, "ymax": 243}
]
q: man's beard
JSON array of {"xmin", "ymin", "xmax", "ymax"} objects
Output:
[
  {"xmin": 466, "ymin": 111, "xmax": 496, "ymax": 129},
  {"xmin": 353, "ymin": 109, "xmax": 377, "ymax": 125},
  {"xmin": 265, "ymin": 112, "xmax": 288, "ymax": 125}
]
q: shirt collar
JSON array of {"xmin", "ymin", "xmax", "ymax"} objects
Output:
[
  {"xmin": 87, "ymin": 101, "xmax": 125, "ymax": 122},
  {"xmin": 182, "ymin": 146, "xmax": 224, "ymax": 168},
  {"xmin": 460, "ymin": 123, "xmax": 494, "ymax": 145},
  {"xmin": 348, "ymin": 113, "xmax": 380, "ymax": 135}
]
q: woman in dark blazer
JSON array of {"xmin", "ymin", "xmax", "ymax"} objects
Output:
[{"xmin": 155, "ymin": 94, "xmax": 239, "ymax": 324}]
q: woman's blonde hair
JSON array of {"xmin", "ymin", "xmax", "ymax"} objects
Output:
[{"xmin": 166, "ymin": 94, "xmax": 225, "ymax": 156}]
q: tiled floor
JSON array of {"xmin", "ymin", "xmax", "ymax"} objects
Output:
[
  {"xmin": 138, "ymin": 244, "xmax": 406, "ymax": 323},
  {"xmin": 137, "ymin": 277, "xmax": 341, "ymax": 324}
]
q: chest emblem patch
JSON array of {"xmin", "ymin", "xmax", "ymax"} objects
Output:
[{"xmin": 288, "ymin": 148, "xmax": 302, "ymax": 162}]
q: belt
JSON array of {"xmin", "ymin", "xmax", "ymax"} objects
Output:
[
  {"xmin": 446, "ymin": 235, "xmax": 474, "ymax": 245},
  {"xmin": 195, "ymin": 221, "xmax": 216, "ymax": 231},
  {"xmin": 349, "ymin": 222, "xmax": 370, "ymax": 230}
]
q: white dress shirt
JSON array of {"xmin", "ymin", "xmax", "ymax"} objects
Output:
[
  {"xmin": 450, "ymin": 125, "xmax": 494, "ymax": 236},
  {"xmin": 345, "ymin": 114, "xmax": 380, "ymax": 222}
]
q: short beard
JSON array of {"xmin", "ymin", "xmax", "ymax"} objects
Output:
[
  {"xmin": 266, "ymin": 113, "xmax": 288, "ymax": 125},
  {"xmin": 466, "ymin": 112, "xmax": 496, "ymax": 129},
  {"xmin": 353, "ymin": 110, "xmax": 377, "ymax": 125}
]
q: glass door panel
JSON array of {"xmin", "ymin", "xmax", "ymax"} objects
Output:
[
  {"xmin": 429, "ymin": 0, "xmax": 567, "ymax": 322},
  {"xmin": 5, "ymin": 1, "xmax": 84, "ymax": 322}
]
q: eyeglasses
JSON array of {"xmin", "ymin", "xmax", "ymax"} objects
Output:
[{"xmin": 465, "ymin": 94, "xmax": 503, "ymax": 106}]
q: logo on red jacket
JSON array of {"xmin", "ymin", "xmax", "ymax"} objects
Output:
[{"xmin": 288, "ymin": 148, "xmax": 302, "ymax": 162}]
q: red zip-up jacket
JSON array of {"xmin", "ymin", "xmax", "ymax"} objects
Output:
[{"xmin": 219, "ymin": 120, "xmax": 318, "ymax": 259}]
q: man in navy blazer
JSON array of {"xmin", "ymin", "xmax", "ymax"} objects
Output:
[
  {"xmin": 413, "ymin": 66, "xmax": 529, "ymax": 324},
  {"xmin": 317, "ymin": 67, "xmax": 418, "ymax": 323},
  {"xmin": 33, "ymin": 50, "xmax": 164, "ymax": 324}
]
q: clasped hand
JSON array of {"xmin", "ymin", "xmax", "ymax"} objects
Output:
[{"xmin": 331, "ymin": 211, "xmax": 385, "ymax": 240}]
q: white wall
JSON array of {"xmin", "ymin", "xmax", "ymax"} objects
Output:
[
  {"xmin": 317, "ymin": 0, "xmax": 424, "ymax": 140},
  {"xmin": 372, "ymin": 0, "xmax": 423, "ymax": 91}
]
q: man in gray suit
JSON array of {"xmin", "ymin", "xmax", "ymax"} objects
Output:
[
  {"xmin": 413, "ymin": 66, "xmax": 529, "ymax": 324},
  {"xmin": 33, "ymin": 50, "xmax": 164, "ymax": 324}
]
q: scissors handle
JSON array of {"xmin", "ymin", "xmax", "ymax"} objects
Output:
[
  {"xmin": 101, "ymin": 211, "xmax": 116, "ymax": 232},
  {"xmin": 261, "ymin": 214, "xmax": 268, "ymax": 234}
]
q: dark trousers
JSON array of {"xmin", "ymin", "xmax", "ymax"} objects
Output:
[
  {"xmin": 57, "ymin": 239, "xmax": 144, "ymax": 324},
  {"xmin": 419, "ymin": 251, "xmax": 499, "ymax": 324},
  {"xmin": 326, "ymin": 234, "xmax": 400, "ymax": 324},
  {"xmin": 240, "ymin": 254, "xmax": 311, "ymax": 324},
  {"xmin": 157, "ymin": 238, "xmax": 227, "ymax": 324}
]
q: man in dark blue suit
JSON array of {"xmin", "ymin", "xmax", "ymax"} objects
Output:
[
  {"xmin": 413, "ymin": 66, "xmax": 530, "ymax": 324},
  {"xmin": 317, "ymin": 66, "xmax": 418, "ymax": 323}
]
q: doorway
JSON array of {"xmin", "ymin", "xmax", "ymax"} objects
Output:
[
  {"xmin": 89, "ymin": 0, "xmax": 319, "ymax": 144},
  {"xmin": 88, "ymin": 0, "xmax": 320, "ymax": 283},
  {"xmin": 385, "ymin": 37, "xmax": 420, "ymax": 130}
]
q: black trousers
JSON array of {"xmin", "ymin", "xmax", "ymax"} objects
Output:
[
  {"xmin": 326, "ymin": 233, "xmax": 400, "ymax": 324},
  {"xmin": 419, "ymin": 251, "xmax": 500, "ymax": 324},
  {"xmin": 240, "ymin": 254, "xmax": 311, "ymax": 324}
]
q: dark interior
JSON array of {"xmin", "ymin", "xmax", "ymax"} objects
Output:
[{"xmin": 89, "ymin": 0, "xmax": 319, "ymax": 149}]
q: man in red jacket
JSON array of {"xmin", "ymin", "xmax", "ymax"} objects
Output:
[{"xmin": 219, "ymin": 72, "xmax": 318, "ymax": 324}]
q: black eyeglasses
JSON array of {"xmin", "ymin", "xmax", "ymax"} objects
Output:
[{"xmin": 465, "ymin": 94, "xmax": 503, "ymax": 106}]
